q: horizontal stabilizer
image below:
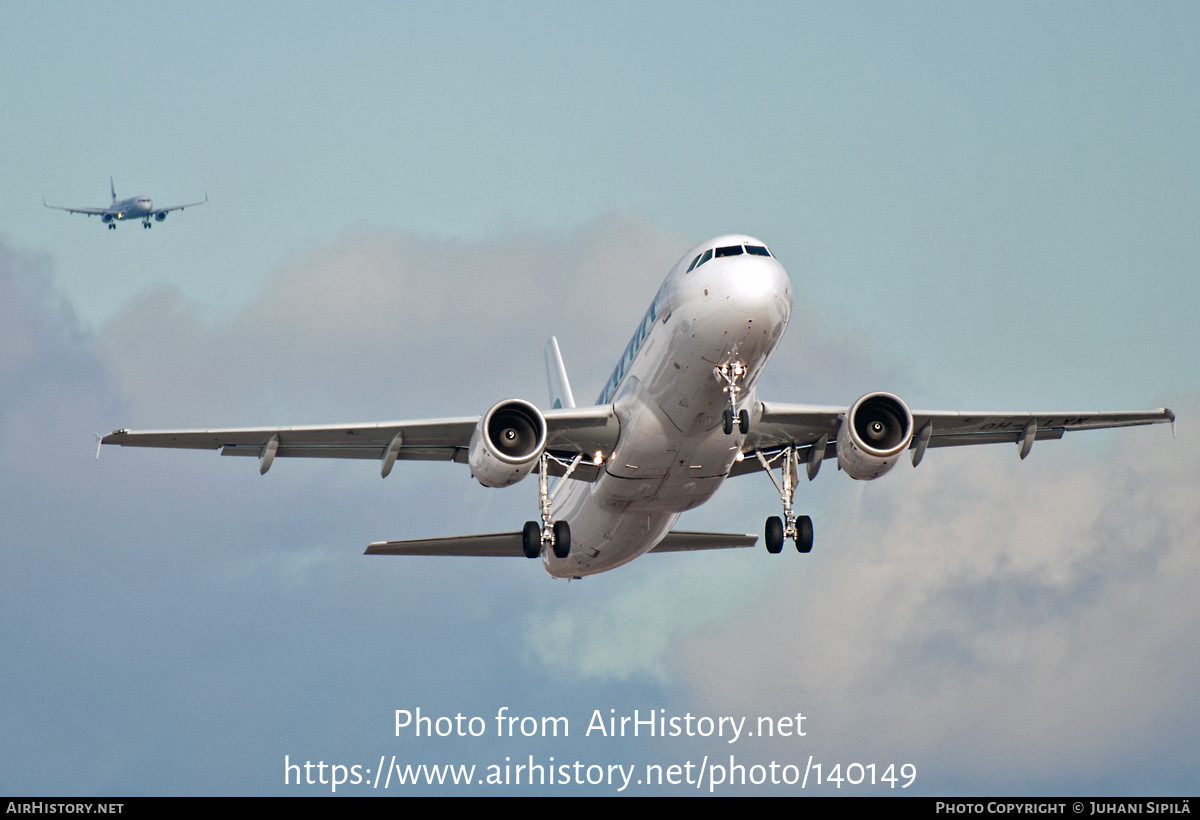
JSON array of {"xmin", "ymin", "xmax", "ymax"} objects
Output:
[
  {"xmin": 648, "ymin": 531, "xmax": 757, "ymax": 552},
  {"xmin": 366, "ymin": 532, "xmax": 524, "ymax": 557},
  {"xmin": 366, "ymin": 529, "xmax": 758, "ymax": 558}
]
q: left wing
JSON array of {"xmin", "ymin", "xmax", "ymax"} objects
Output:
[
  {"xmin": 732, "ymin": 402, "xmax": 1175, "ymax": 476},
  {"xmin": 155, "ymin": 194, "xmax": 207, "ymax": 214},
  {"xmin": 100, "ymin": 405, "xmax": 618, "ymax": 480}
]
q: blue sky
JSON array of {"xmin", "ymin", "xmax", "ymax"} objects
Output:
[{"xmin": 1, "ymin": 2, "xmax": 1197, "ymax": 795}]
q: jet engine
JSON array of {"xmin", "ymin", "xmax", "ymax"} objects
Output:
[
  {"xmin": 155, "ymin": 212, "xmax": 168, "ymax": 222},
  {"xmin": 101, "ymin": 213, "xmax": 115, "ymax": 224},
  {"xmin": 836, "ymin": 392, "xmax": 913, "ymax": 480},
  {"xmin": 467, "ymin": 399, "xmax": 547, "ymax": 488}
]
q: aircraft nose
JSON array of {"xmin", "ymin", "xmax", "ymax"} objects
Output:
[{"xmin": 713, "ymin": 257, "xmax": 792, "ymax": 324}]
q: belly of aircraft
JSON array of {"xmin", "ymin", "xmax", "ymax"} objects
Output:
[{"xmin": 544, "ymin": 386, "xmax": 742, "ymax": 578}]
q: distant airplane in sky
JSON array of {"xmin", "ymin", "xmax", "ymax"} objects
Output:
[
  {"xmin": 101, "ymin": 235, "xmax": 1175, "ymax": 579},
  {"xmin": 44, "ymin": 177, "xmax": 205, "ymax": 229}
]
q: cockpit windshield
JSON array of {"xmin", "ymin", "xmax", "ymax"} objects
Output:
[{"xmin": 688, "ymin": 243, "xmax": 771, "ymax": 272}]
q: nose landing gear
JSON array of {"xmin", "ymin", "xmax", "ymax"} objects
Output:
[{"xmin": 716, "ymin": 361, "xmax": 749, "ymax": 435}]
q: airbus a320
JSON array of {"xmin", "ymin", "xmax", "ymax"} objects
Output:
[
  {"xmin": 101, "ymin": 235, "xmax": 1174, "ymax": 578},
  {"xmin": 45, "ymin": 177, "xmax": 205, "ymax": 229}
]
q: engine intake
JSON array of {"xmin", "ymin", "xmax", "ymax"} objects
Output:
[
  {"xmin": 467, "ymin": 399, "xmax": 547, "ymax": 487},
  {"xmin": 836, "ymin": 392, "xmax": 913, "ymax": 480},
  {"xmin": 155, "ymin": 212, "xmax": 167, "ymax": 222}
]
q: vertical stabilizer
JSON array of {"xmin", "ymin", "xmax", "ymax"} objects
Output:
[
  {"xmin": 544, "ymin": 337, "xmax": 576, "ymax": 409},
  {"xmin": 110, "ymin": 177, "xmax": 116, "ymax": 203}
]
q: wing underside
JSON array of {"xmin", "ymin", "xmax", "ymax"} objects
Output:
[
  {"xmin": 100, "ymin": 405, "xmax": 619, "ymax": 481},
  {"xmin": 730, "ymin": 403, "xmax": 1175, "ymax": 476}
]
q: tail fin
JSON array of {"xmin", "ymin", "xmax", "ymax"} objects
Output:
[
  {"xmin": 544, "ymin": 337, "xmax": 576, "ymax": 409},
  {"xmin": 110, "ymin": 177, "xmax": 116, "ymax": 202}
]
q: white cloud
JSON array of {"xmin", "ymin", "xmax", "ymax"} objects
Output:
[
  {"xmin": 679, "ymin": 404, "xmax": 1198, "ymax": 790},
  {"xmin": 96, "ymin": 215, "xmax": 691, "ymax": 426}
]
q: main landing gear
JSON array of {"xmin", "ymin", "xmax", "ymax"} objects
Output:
[
  {"xmin": 523, "ymin": 450, "xmax": 582, "ymax": 560},
  {"xmin": 754, "ymin": 445, "xmax": 814, "ymax": 554},
  {"xmin": 716, "ymin": 361, "xmax": 749, "ymax": 435}
]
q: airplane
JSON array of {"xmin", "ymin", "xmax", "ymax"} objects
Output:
[
  {"xmin": 44, "ymin": 177, "xmax": 206, "ymax": 229},
  {"xmin": 100, "ymin": 235, "xmax": 1175, "ymax": 579}
]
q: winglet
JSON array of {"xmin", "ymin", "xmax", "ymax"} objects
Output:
[
  {"xmin": 94, "ymin": 432, "xmax": 102, "ymax": 460},
  {"xmin": 544, "ymin": 337, "xmax": 576, "ymax": 410}
]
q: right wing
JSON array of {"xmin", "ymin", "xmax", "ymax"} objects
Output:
[
  {"xmin": 365, "ymin": 530, "xmax": 757, "ymax": 557},
  {"xmin": 100, "ymin": 405, "xmax": 619, "ymax": 480}
]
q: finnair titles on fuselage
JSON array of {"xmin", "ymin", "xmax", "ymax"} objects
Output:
[{"xmin": 99, "ymin": 235, "xmax": 1174, "ymax": 579}]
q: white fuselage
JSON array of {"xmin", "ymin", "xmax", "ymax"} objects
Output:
[
  {"xmin": 107, "ymin": 196, "xmax": 154, "ymax": 221},
  {"xmin": 544, "ymin": 235, "xmax": 792, "ymax": 578}
]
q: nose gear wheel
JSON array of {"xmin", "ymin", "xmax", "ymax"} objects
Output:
[{"xmin": 716, "ymin": 362, "xmax": 749, "ymax": 435}]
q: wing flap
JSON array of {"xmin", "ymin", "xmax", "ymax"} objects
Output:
[{"xmin": 220, "ymin": 444, "xmax": 467, "ymax": 461}]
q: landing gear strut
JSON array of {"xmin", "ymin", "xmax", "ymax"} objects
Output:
[
  {"xmin": 523, "ymin": 450, "xmax": 582, "ymax": 559},
  {"xmin": 755, "ymin": 445, "xmax": 814, "ymax": 553},
  {"xmin": 716, "ymin": 361, "xmax": 749, "ymax": 435}
]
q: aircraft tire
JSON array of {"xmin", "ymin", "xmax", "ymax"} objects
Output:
[
  {"xmin": 796, "ymin": 516, "xmax": 814, "ymax": 553},
  {"xmin": 738, "ymin": 409, "xmax": 749, "ymax": 434},
  {"xmin": 765, "ymin": 516, "xmax": 784, "ymax": 554},
  {"xmin": 722, "ymin": 408, "xmax": 733, "ymax": 435},
  {"xmin": 522, "ymin": 521, "xmax": 541, "ymax": 559},
  {"xmin": 552, "ymin": 521, "xmax": 571, "ymax": 558}
]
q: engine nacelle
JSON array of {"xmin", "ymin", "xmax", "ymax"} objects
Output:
[
  {"xmin": 836, "ymin": 392, "xmax": 913, "ymax": 480},
  {"xmin": 155, "ymin": 211, "xmax": 167, "ymax": 222},
  {"xmin": 102, "ymin": 213, "xmax": 115, "ymax": 223},
  {"xmin": 467, "ymin": 399, "xmax": 547, "ymax": 488}
]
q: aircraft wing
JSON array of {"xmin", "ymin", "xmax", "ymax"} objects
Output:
[
  {"xmin": 155, "ymin": 195, "xmax": 207, "ymax": 214},
  {"xmin": 100, "ymin": 404, "xmax": 619, "ymax": 480},
  {"xmin": 365, "ymin": 529, "xmax": 757, "ymax": 557},
  {"xmin": 43, "ymin": 199, "xmax": 107, "ymax": 216},
  {"xmin": 731, "ymin": 402, "xmax": 1175, "ymax": 476}
]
